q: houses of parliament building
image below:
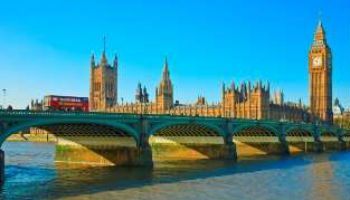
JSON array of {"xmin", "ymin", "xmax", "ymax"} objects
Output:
[{"xmin": 89, "ymin": 21, "xmax": 333, "ymax": 124}]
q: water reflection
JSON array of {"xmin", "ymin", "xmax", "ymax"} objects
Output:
[
  {"xmin": 1, "ymin": 142, "xmax": 350, "ymax": 200},
  {"xmin": 307, "ymin": 154, "xmax": 338, "ymax": 200}
]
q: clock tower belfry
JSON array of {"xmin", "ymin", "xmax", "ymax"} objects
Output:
[{"xmin": 309, "ymin": 20, "xmax": 333, "ymax": 124}]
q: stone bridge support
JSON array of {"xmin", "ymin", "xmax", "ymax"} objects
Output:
[
  {"xmin": 0, "ymin": 149, "xmax": 4, "ymax": 185},
  {"xmin": 277, "ymin": 124, "xmax": 289, "ymax": 155},
  {"xmin": 137, "ymin": 118, "xmax": 153, "ymax": 166},
  {"xmin": 278, "ymin": 134, "xmax": 289, "ymax": 155},
  {"xmin": 54, "ymin": 136, "xmax": 145, "ymax": 166},
  {"xmin": 225, "ymin": 122, "xmax": 237, "ymax": 160},
  {"xmin": 312, "ymin": 126, "xmax": 324, "ymax": 152},
  {"xmin": 337, "ymin": 131, "xmax": 347, "ymax": 150}
]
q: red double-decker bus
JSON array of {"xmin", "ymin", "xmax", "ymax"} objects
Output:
[{"xmin": 43, "ymin": 95, "xmax": 89, "ymax": 112}]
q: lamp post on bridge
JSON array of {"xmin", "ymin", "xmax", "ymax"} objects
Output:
[{"xmin": 2, "ymin": 89, "xmax": 6, "ymax": 110}]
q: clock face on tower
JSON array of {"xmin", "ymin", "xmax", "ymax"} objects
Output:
[{"xmin": 313, "ymin": 56, "xmax": 322, "ymax": 67}]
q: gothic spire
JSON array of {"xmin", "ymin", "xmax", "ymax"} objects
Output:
[
  {"xmin": 162, "ymin": 57, "xmax": 170, "ymax": 81},
  {"xmin": 316, "ymin": 20, "xmax": 324, "ymax": 33},
  {"xmin": 313, "ymin": 20, "xmax": 327, "ymax": 44}
]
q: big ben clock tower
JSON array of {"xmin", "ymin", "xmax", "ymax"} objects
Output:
[{"xmin": 309, "ymin": 20, "xmax": 333, "ymax": 124}]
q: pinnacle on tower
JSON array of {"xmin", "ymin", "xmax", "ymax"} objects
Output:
[
  {"xmin": 91, "ymin": 53, "xmax": 95, "ymax": 66},
  {"xmin": 101, "ymin": 36, "xmax": 108, "ymax": 64},
  {"xmin": 316, "ymin": 20, "xmax": 324, "ymax": 32},
  {"xmin": 313, "ymin": 20, "xmax": 327, "ymax": 44},
  {"xmin": 113, "ymin": 54, "xmax": 118, "ymax": 67},
  {"xmin": 162, "ymin": 57, "xmax": 170, "ymax": 80},
  {"xmin": 231, "ymin": 81, "xmax": 235, "ymax": 90},
  {"xmin": 221, "ymin": 83, "xmax": 226, "ymax": 95}
]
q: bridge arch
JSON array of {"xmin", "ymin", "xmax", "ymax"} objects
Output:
[
  {"xmin": 148, "ymin": 121, "xmax": 227, "ymax": 137},
  {"xmin": 319, "ymin": 130, "xmax": 337, "ymax": 137},
  {"xmin": 232, "ymin": 124, "xmax": 279, "ymax": 137},
  {"xmin": 285, "ymin": 127, "xmax": 314, "ymax": 137},
  {"xmin": 148, "ymin": 121, "xmax": 234, "ymax": 161},
  {"xmin": 0, "ymin": 119, "xmax": 140, "ymax": 147}
]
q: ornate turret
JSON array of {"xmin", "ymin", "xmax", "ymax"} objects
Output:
[
  {"xmin": 143, "ymin": 86, "xmax": 149, "ymax": 103},
  {"xmin": 89, "ymin": 37, "xmax": 118, "ymax": 111},
  {"xmin": 113, "ymin": 54, "xmax": 118, "ymax": 68},
  {"xmin": 90, "ymin": 54, "xmax": 95, "ymax": 67},
  {"xmin": 135, "ymin": 82, "xmax": 143, "ymax": 103}
]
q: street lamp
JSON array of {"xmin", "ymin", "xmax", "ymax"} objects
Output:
[
  {"xmin": 2, "ymin": 89, "xmax": 6, "ymax": 110},
  {"xmin": 139, "ymin": 93, "xmax": 145, "ymax": 118},
  {"xmin": 140, "ymin": 100, "xmax": 143, "ymax": 117}
]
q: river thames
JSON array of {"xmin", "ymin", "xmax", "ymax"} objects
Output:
[{"xmin": 1, "ymin": 142, "xmax": 350, "ymax": 200}]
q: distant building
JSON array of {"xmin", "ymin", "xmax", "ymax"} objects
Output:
[
  {"xmin": 195, "ymin": 96, "xmax": 206, "ymax": 106},
  {"xmin": 106, "ymin": 58, "xmax": 308, "ymax": 122},
  {"xmin": 90, "ymin": 21, "xmax": 337, "ymax": 124},
  {"xmin": 135, "ymin": 82, "xmax": 149, "ymax": 103},
  {"xmin": 30, "ymin": 99, "xmax": 43, "ymax": 111}
]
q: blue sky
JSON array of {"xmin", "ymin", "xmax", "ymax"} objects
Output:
[{"xmin": 0, "ymin": 0, "xmax": 349, "ymax": 108}]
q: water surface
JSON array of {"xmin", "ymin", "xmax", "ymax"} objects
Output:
[{"xmin": 1, "ymin": 142, "xmax": 350, "ymax": 200}]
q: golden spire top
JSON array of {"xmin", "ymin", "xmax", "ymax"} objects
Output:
[
  {"xmin": 313, "ymin": 19, "xmax": 327, "ymax": 46},
  {"xmin": 315, "ymin": 20, "xmax": 326, "ymax": 40}
]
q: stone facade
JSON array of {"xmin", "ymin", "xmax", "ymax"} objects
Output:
[
  {"xmin": 89, "ymin": 50, "xmax": 118, "ymax": 111},
  {"xmin": 92, "ymin": 21, "xmax": 335, "ymax": 124},
  {"xmin": 106, "ymin": 58, "xmax": 308, "ymax": 122}
]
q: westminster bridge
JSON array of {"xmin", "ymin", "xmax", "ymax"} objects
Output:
[{"xmin": 0, "ymin": 110, "xmax": 349, "ymax": 182}]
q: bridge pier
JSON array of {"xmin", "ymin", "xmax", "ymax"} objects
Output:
[
  {"xmin": 55, "ymin": 136, "xmax": 152, "ymax": 166},
  {"xmin": 321, "ymin": 136, "xmax": 347, "ymax": 151},
  {"xmin": 224, "ymin": 135, "xmax": 237, "ymax": 160},
  {"xmin": 338, "ymin": 135, "xmax": 347, "ymax": 150},
  {"xmin": 137, "ymin": 134, "xmax": 153, "ymax": 167},
  {"xmin": 278, "ymin": 135, "xmax": 289, "ymax": 155},
  {"xmin": 0, "ymin": 149, "xmax": 4, "ymax": 184},
  {"xmin": 314, "ymin": 136, "xmax": 324, "ymax": 152}
]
